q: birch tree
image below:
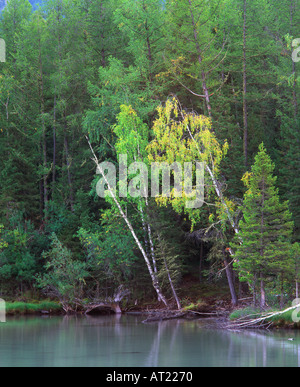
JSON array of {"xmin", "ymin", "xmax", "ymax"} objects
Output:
[
  {"xmin": 147, "ymin": 98, "xmax": 237, "ymax": 234},
  {"xmin": 86, "ymin": 123, "xmax": 169, "ymax": 306},
  {"xmin": 112, "ymin": 105, "xmax": 181, "ymax": 308}
]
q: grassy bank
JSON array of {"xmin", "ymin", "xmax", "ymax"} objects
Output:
[
  {"xmin": 267, "ymin": 309, "xmax": 300, "ymax": 329},
  {"xmin": 5, "ymin": 301, "xmax": 63, "ymax": 316}
]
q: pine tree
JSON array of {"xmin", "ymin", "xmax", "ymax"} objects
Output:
[
  {"xmin": 232, "ymin": 143, "xmax": 294, "ymax": 309},
  {"xmin": 0, "ymin": 0, "xmax": 41, "ymax": 221},
  {"xmin": 37, "ymin": 233, "xmax": 89, "ymax": 312},
  {"xmin": 0, "ymin": 0, "xmax": 32, "ymax": 68}
]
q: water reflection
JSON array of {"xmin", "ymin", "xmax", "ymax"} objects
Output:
[{"xmin": 0, "ymin": 315, "xmax": 299, "ymax": 367}]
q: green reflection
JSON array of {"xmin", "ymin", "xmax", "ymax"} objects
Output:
[{"xmin": 0, "ymin": 316, "xmax": 299, "ymax": 367}]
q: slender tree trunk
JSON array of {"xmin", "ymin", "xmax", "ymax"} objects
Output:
[
  {"xmin": 64, "ymin": 119, "xmax": 74, "ymax": 212},
  {"xmin": 87, "ymin": 138, "xmax": 168, "ymax": 307},
  {"xmin": 238, "ymin": 278, "xmax": 242, "ymax": 299},
  {"xmin": 184, "ymin": 116, "xmax": 240, "ymax": 237},
  {"xmin": 100, "ymin": 0, "xmax": 107, "ymax": 67},
  {"xmin": 163, "ymin": 256, "xmax": 181, "ymax": 310},
  {"xmin": 144, "ymin": 197, "xmax": 158, "ymax": 274},
  {"xmin": 206, "ymin": 162, "xmax": 240, "ymax": 235},
  {"xmin": 242, "ymin": 0, "xmax": 248, "ymax": 167},
  {"xmin": 253, "ymin": 276, "xmax": 257, "ymax": 308},
  {"xmin": 201, "ymin": 71, "xmax": 212, "ymax": 118},
  {"xmin": 39, "ymin": 175, "xmax": 44, "ymax": 220},
  {"xmin": 139, "ymin": 194, "xmax": 158, "ymax": 275},
  {"xmin": 259, "ymin": 177, "xmax": 266, "ymax": 309},
  {"xmin": 223, "ymin": 248, "xmax": 238, "ymax": 306},
  {"xmin": 199, "ymin": 241, "xmax": 204, "ymax": 283},
  {"xmin": 142, "ymin": 0, "xmax": 154, "ymax": 84},
  {"xmin": 142, "ymin": 217, "xmax": 150, "ymax": 257},
  {"xmin": 157, "ymin": 233, "xmax": 181, "ymax": 310},
  {"xmin": 260, "ymin": 277, "xmax": 266, "ymax": 310},
  {"xmin": 292, "ymin": 60, "xmax": 298, "ymax": 120},
  {"xmin": 231, "ymin": 77, "xmax": 239, "ymax": 123},
  {"xmin": 147, "ymin": 222, "xmax": 157, "ymax": 273},
  {"xmin": 290, "ymin": 0, "xmax": 298, "ymax": 120},
  {"xmin": 188, "ymin": 0, "xmax": 212, "ymax": 118},
  {"xmin": 42, "ymin": 128, "xmax": 48, "ymax": 219},
  {"xmin": 139, "ymin": 203, "xmax": 158, "ymax": 274},
  {"xmin": 52, "ymin": 94, "xmax": 57, "ymax": 191},
  {"xmin": 280, "ymin": 276, "xmax": 284, "ymax": 310},
  {"xmin": 37, "ymin": 19, "xmax": 48, "ymax": 220}
]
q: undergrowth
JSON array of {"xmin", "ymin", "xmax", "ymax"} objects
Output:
[{"xmin": 5, "ymin": 301, "xmax": 62, "ymax": 315}]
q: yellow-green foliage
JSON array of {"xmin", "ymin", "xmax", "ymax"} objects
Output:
[
  {"xmin": 147, "ymin": 98, "xmax": 229, "ymax": 230},
  {"xmin": 183, "ymin": 299, "xmax": 208, "ymax": 311},
  {"xmin": 0, "ymin": 224, "xmax": 8, "ymax": 250}
]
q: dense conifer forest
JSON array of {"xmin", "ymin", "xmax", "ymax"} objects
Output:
[{"xmin": 0, "ymin": 0, "xmax": 298, "ymax": 313}]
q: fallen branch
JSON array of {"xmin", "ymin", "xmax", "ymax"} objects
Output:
[
  {"xmin": 227, "ymin": 303, "xmax": 300, "ymax": 329},
  {"xmin": 187, "ymin": 310, "xmax": 221, "ymax": 316},
  {"xmin": 142, "ymin": 310, "xmax": 188, "ymax": 323}
]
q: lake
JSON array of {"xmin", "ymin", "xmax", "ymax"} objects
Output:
[{"xmin": 0, "ymin": 314, "xmax": 299, "ymax": 367}]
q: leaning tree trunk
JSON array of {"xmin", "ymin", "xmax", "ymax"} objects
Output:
[
  {"xmin": 184, "ymin": 119, "xmax": 240, "ymax": 237},
  {"xmin": 157, "ymin": 232, "xmax": 181, "ymax": 310},
  {"xmin": 86, "ymin": 137, "xmax": 168, "ymax": 307},
  {"xmin": 139, "ymin": 201, "xmax": 158, "ymax": 274},
  {"xmin": 223, "ymin": 247, "xmax": 238, "ymax": 306},
  {"xmin": 163, "ymin": 256, "xmax": 181, "ymax": 310}
]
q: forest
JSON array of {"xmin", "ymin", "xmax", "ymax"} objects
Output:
[{"xmin": 0, "ymin": 0, "xmax": 299, "ymax": 314}]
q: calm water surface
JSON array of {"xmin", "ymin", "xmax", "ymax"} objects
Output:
[{"xmin": 0, "ymin": 314, "xmax": 299, "ymax": 367}]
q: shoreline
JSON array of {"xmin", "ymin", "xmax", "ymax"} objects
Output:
[{"xmin": 3, "ymin": 300, "xmax": 300, "ymax": 330}]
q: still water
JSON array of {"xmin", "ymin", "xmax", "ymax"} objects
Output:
[{"xmin": 0, "ymin": 314, "xmax": 299, "ymax": 367}]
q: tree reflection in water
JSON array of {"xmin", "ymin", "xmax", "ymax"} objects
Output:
[{"xmin": 0, "ymin": 315, "xmax": 299, "ymax": 367}]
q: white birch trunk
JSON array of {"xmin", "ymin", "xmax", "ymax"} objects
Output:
[{"xmin": 86, "ymin": 137, "xmax": 168, "ymax": 307}]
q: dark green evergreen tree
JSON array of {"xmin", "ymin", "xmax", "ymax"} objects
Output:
[{"xmin": 232, "ymin": 143, "xmax": 294, "ymax": 309}]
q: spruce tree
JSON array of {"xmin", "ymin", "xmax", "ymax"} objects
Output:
[{"xmin": 232, "ymin": 143, "xmax": 294, "ymax": 309}]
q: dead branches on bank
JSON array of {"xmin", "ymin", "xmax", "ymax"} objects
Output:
[
  {"xmin": 226, "ymin": 303, "xmax": 300, "ymax": 330},
  {"xmin": 141, "ymin": 309, "xmax": 222, "ymax": 323}
]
